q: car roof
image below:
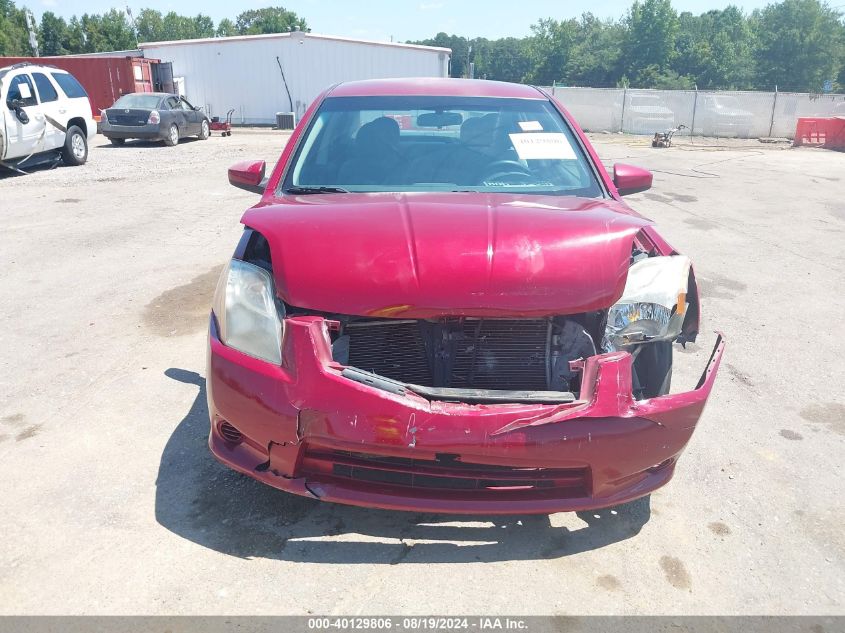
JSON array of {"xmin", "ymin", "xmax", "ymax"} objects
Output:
[
  {"xmin": 118, "ymin": 92, "xmax": 174, "ymax": 98},
  {"xmin": 328, "ymin": 78, "xmax": 547, "ymax": 100},
  {"xmin": 0, "ymin": 62, "xmax": 71, "ymax": 77}
]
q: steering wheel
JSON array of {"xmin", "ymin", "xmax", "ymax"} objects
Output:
[{"xmin": 481, "ymin": 160, "xmax": 534, "ymax": 184}]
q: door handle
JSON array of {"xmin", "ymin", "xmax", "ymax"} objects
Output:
[{"xmin": 58, "ymin": 108, "xmax": 67, "ymax": 114}]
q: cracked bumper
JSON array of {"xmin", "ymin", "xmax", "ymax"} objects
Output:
[{"xmin": 207, "ymin": 316, "xmax": 724, "ymax": 514}]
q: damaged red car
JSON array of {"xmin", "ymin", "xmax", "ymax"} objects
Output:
[{"xmin": 208, "ymin": 78, "xmax": 724, "ymax": 514}]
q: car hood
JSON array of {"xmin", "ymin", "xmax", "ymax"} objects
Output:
[{"xmin": 242, "ymin": 192, "xmax": 651, "ymax": 318}]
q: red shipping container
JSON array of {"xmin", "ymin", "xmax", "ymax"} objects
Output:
[{"xmin": 0, "ymin": 55, "xmax": 160, "ymax": 118}]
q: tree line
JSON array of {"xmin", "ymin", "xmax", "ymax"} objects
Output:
[
  {"xmin": 0, "ymin": 3, "xmax": 306, "ymax": 56},
  {"xmin": 1, "ymin": 0, "xmax": 842, "ymax": 93},
  {"xmin": 412, "ymin": 0, "xmax": 845, "ymax": 92}
]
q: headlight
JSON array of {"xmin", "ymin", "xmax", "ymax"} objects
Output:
[
  {"xmin": 212, "ymin": 259, "xmax": 284, "ymax": 364},
  {"xmin": 604, "ymin": 255, "xmax": 691, "ymax": 351}
]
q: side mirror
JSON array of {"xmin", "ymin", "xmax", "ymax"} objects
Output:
[
  {"xmin": 613, "ymin": 163, "xmax": 653, "ymax": 196},
  {"xmin": 7, "ymin": 100, "xmax": 30, "ymax": 125},
  {"xmin": 228, "ymin": 160, "xmax": 267, "ymax": 194}
]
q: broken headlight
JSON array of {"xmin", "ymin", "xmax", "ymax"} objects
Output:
[
  {"xmin": 212, "ymin": 259, "xmax": 284, "ymax": 364},
  {"xmin": 604, "ymin": 255, "xmax": 691, "ymax": 351}
]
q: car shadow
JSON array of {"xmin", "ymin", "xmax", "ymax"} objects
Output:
[
  {"xmin": 0, "ymin": 155, "xmax": 62, "ymax": 178},
  {"xmin": 156, "ymin": 368, "xmax": 651, "ymax": 563},
  {"xmin": 97, "ymin": 137, "xmax": 203, "ymax": 149}
]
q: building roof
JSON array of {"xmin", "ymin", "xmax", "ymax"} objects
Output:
[
  {"xmin": 139, "ymin": 31, "xmax": 451, "ymax": 54},
  {"xmin": 329, "ymin": 77, "xmax": 546, "ymax": 99}
]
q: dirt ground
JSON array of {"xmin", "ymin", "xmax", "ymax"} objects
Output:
[{"xmin": 0, "ymin": 129, "xmax": 842, "ymax": 615}]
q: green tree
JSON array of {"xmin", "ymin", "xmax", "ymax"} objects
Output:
[
  {"xmin": 134, "ymin": 8, "xmax": 164, "ymax": 43},
  {"xmin": 752, "ymin": 0, "xmax": 843, "ymax": 91},
  {"xmin": 674, "ymin": 7, "xmax": 756, "ymax": 88},
  {"xmin": 568, "ymin": 13, "xmax": 626, "ymax": 87},
  {"xmin": 65, "ymin": 16, "xmax": 86, "ymax": 54},
  {"xmin": 216, "ymin": 18, "xmax": 237, "ymax": 37},
  {"xmin": 474, "ymin": 37, "xmax": 533, "ymax": 82},
  {"xmin": 411, "ymin": 33, "xmax": 470, "ymax": 77},
  {"xmin": 524, "ymin": 18, "xmax": 578, "ymax": 85},
  {"xmin": 234, "ymin": 6, "xmax": 307, "ymax": 35},
  {"xmin": 39, "ymin": 10, "xmax": 69, "ymax": 55},
  {"xmin": 624, "ymin": 0, "xmax": 679, "ymax": 85},
  {"xmin": 0, "ymin": 0, "xmax": 32, "ymax": 56}
]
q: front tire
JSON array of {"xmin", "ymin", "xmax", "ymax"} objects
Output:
[
  {"xmin": 109, "ymin": 137, "xmax": 125, "ymax": 147},
  {"xmin": 61, "ymin": 126, "xmax": 88, "ymax": 166},
  {"xmin": 163, "ymin": 124, "xmax": 179, "ymax": 147},
  {"xmin": 198, "ymin": 120, "xmax": 210, "ymax": 140}
]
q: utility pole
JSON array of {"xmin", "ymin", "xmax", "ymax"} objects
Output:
[
  {"xmin": 126, "ymin": 6, "xmax": 139, "ymax": 48},
  {"xmin": 466, "ymin": 45, "xmax": 474, "ymax": 79},
  {"xmin": 25, "ymin": 10, "xmax": 39, "ymax": 57}
]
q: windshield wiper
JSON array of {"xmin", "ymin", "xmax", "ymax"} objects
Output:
[{"xmin": 284, "ymin": 186, "xmax": 349, "ymax": 195}]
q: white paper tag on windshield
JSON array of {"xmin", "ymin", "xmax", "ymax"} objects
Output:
[
  {"xmin": 18, "ymin": 83, "xmax": 32, "ymax": 99},
  {"xmin": 509, "ymin": 132, "xmax": 576, "ymax": 160},
  {"xmin": 518, "ymin": 120, "xmax": 543, "ymax": 131}
]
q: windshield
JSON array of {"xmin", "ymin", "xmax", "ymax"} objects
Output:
[
  {"xmin": 283, "ymin": 96, "xmax": 603, "ymax": 197},
  {"xmin": 112, "ymin": 94, "xmax": 162, "ymax": 109}
]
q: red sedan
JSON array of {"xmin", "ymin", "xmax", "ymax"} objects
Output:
[{"xmin": 208, "ymin": 78, "xmax": 724, "ymax": 514}]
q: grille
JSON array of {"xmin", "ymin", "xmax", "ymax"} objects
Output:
[
  {"xmin": 344, "ymin": 319, "xmax": 549, "ymax": 390},
  {"xmin": 346, "ymin": 320, "xmax": 433, "ymax": 385},
  {"xmin": 301, "ymin": 448, "xmax": 589, "ymax": 498},
  {"xmin": 450, "ymin": 319, "xmax": 548, "ymax": 390}
]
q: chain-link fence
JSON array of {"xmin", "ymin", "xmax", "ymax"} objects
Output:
[{"xmin": 541, "ymin": 86, "xmax": 845, "ymax": 139}]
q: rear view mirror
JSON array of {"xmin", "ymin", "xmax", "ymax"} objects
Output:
[
  {"xmin": 228, "ymin": 160, "xmax": 267, "ymax": 194},
  {"xmin": 613, "ymin": 163, "xmax": 653, "ymax": 196},
  {"xmin": 417, "ymin": 111, "xmax": 463, "ymax": 127}
]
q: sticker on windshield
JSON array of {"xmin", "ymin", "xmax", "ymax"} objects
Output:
[
  {"xmin": 18, "ymin": 82, "xmax": 32, "ymax": 99},
  {"xmin": 518, "ymin": 120, "xmax": 544, "ymax": 131},
  {"xmin": 509, "ymin": 132, "xmax": 576, "ymax": 160}
]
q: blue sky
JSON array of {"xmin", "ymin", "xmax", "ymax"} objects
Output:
[{"xmin": 32, "ymin": 0, "xmax": 777, "ymax": 40}]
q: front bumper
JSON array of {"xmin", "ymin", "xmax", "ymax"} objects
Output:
[
  {"xmin": 207, "ymin": 316, "xmax": 724, "ymax": 514},
  {"xmin": 100, "ymin": 122, "xmax": 166, "ymax": 140}
]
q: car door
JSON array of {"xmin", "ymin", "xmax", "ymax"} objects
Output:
[
  {"xmin": 164, "ymin": 96, "xmax": 186, "ymax": 136},
  {"xmin": 30, "ymin": 71, "xmax": 65, "ymax": 151},
  {"xmin": 179, "ymin": 97, "xmax": 200, "ymax": 134},
  {"xmin": 3, "ymin": 73, "xmax": 45, "ymax": 160}
]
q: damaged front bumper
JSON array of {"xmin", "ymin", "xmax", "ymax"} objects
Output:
[{"xmin": 207, "ymin": 316, "xmax": 725, "ymax": 514}]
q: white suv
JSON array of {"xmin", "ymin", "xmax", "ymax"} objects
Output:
[{"xmin": 0, "ymin": 63, "xmax": 97, "ymax": 170}]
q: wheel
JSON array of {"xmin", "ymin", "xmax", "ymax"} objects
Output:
[
  {"xmin": 61, "ymin": 126, "xmax": 88, "ymax": 166},
  {"xmin": 226, "ymin": 131, "xmax": 232, "ymax": 137},
  {"xmin": 109, "ymin": 137, "xmax": 125, "ymax": 147},
  {"xmin": 163, "ymin": 124, "xmax": 179, "ymax": 147},
  {"xmin": 198, "ymin": 120, "xmax": 210, "ymax": 140}
]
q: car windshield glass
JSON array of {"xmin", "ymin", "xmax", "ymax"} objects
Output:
[
  {"xmin": 283, "ymin": 96, "xmax": 603, "ymax": 197},
  {"xmin": 113, "ymin": 94, "xmax": 162, "ymax": 109}
]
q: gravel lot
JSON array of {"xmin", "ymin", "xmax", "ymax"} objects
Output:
[{"xmin": 0, "ymin": 130, "xmax": 842, "ymax": 615}]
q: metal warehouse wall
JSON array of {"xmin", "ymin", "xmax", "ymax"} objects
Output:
[{"xmin": 140, "ymin": 33, "xmax": 449, "ymax": 125}]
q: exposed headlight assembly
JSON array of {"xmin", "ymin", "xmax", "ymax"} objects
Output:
[
  {"xmin": 212, "ymin": 259, "xmax": 284, "ymax": 364},
  {"xmin": 604, "ymin": 255, "xmax": 691, "ymax": 351}
]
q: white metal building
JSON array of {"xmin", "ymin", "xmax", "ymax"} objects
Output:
[{"xmin": 139, "ymin": 32, "xmax": 451, "ymax": 125}]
